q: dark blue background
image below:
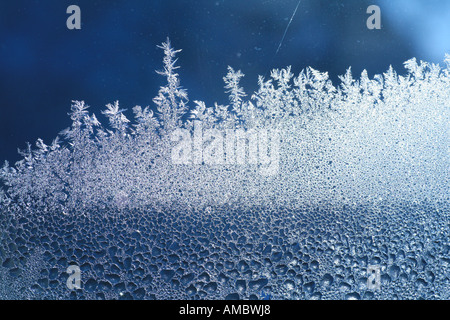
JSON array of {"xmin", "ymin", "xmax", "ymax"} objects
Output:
[{"xmin": 1, "ymin": 0, "xmax": 449, "ymax": 164}]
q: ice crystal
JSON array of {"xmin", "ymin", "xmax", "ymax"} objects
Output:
[{"xmin": 0, "ymin": 39, "xmax": 448, "ymax": 300}]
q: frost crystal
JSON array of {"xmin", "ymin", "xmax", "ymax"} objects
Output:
[
  {"xmin": 0, "ymin": 39, "xmax": 448, "ymax": 300},
  {"xmin": 1, "ymin": 40, "xmax": 448, "ymax": 211}
]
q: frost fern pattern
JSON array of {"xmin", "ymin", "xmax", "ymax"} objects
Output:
[{"xmin": 1, "ymin": 40, "xmax": 449, "ymax": 213}]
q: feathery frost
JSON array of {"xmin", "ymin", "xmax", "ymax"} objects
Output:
[{"xmin": 0, "ymin": 39, "xmax": 449, "ymax": 214}]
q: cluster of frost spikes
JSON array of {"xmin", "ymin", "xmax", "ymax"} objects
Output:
[{"xmin": 1, "ymin": 40, "xmax": 449, "ymax": 214}]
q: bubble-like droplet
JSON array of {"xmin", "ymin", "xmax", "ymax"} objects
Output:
[{"xmin": 345, "ymin": 292, "xmax": 361, "ymax": 300}]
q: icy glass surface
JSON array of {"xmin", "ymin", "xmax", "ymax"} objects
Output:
[{"xmin": 0, "ymin": 40, "xmax": 449, "ymax": 300}]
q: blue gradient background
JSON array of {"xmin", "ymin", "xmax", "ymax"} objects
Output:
[{"xmin": 0, "ymin": 0, "xmax": 449, "ymax": 164}]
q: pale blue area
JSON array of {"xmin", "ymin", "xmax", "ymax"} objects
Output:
[{"xmin": 380, "ymin": 0, "xmax": 450, "ymax": 62}]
